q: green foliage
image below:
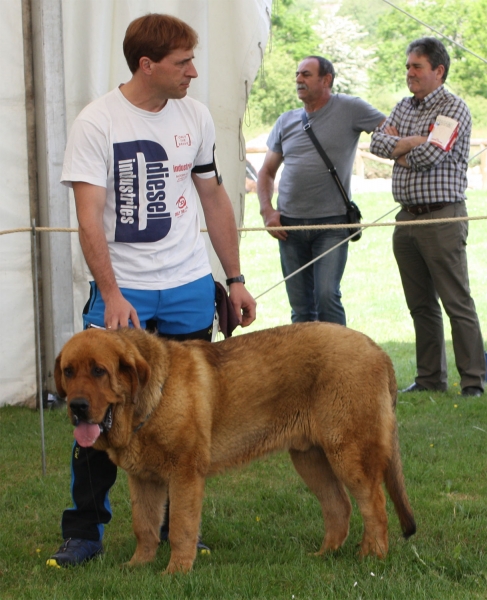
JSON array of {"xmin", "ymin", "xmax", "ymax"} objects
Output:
[
  {"xmin": 270, "ymin": 0, "xmax": 322, "ymax": 62},
  {"xmin": 464, "ymin": 95, "xmax": 487, "ymax": 131},
  {"xmin": 247, "ymin": 0, "xmax": 321, "ymax": 129},
  {"xmin": 246, "ymin": 0, "xmax": 487, "ymax": 135},
  {"xmin": 315, "ymin": 14, "xmax": 375, "ymax": 95},
  {"xmin": 337, "ymin": 0, "xmax": 389, "ymax": 38},
  {"xmin": 456, "ymin": 0, "xmax": 487, "ymax": 95},
  {"xmin": 362, "ymin": 85, "xmax": 410, "ymax": 118},
  {"xmin": 370, "ymin": 4, "xmax": 423, "ymax": 91},
  {"xmin": 247, "ymin": 47, "xmax": 302, "ymax": 131},
  {"xmin": 371, "ymin": 0, "xmax": 487, "ymax": 96},
  {"xmin": 247, "ymin": 0, "xmax": 382, "ymax": 131}
]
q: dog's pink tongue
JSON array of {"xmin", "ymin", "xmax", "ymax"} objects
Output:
[{"xmin": 73, "ymin": 422, "xmax": 101, "ymax": 447}]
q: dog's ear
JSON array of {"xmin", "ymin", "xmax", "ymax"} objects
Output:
[
  {"xmin": 54, "ymin": 353, "xmax": 67, "ymax": 398},
  {"xmin": 119, "ymin": 353, "xmax": 151, "ymax": 403}
]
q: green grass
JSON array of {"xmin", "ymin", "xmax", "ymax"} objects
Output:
[{"xmin": 1, "ymin": 190, "xmax": 486, "ymax": 599}]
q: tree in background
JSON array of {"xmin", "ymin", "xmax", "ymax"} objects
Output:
[
  {"xmin": 456, "ymin": 0, "xmax": 487, "ymax": 96},
  {"xmin": 246, "ymin": 0, "xmax": 321, "ymax": 132},
  {"xmin": 339, "ymin": 0, "xmax": 487, "ymax": 125},
  {"xmin": 370, "ymin": 0, "xmax": 486, "ymax": 96},
  {"xmin": 246, "ymin": 0, "xmax": 377, "ymax": 132},
  {"xmin": 246, "ymin": 0, "xmax": 487, "ymax": 135},
  {"xmin": 337, "ymin": 0, "xmax": 389, "ymax": 38},
  {"xmin": 315, "ymin": 14, "xmax": 375, "ymax": 94}
]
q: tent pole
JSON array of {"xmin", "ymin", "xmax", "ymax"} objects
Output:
[
  {"xmin": 32, "ymin": 220, "xmax": 47, "ymax": 476},
  {"xmin": 31, "ymin": 0, "xmax": 74, "ymax": 394},
  {"xmin": 23, "ymin": 0, "xmax": 47, "ymax": 473}
]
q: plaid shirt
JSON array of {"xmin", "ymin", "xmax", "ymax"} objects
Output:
[{"xmin": 369, "ymin": 86, "xmax": 471, "ymax": 205}]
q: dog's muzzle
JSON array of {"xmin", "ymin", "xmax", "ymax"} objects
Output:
[
  {"xmin": 70, "ymin": 397, "xmax": 90, "ymax": 426},
  {"xmin": 69, "ymin": 398, "xmax": 113, "ymax": 433}
]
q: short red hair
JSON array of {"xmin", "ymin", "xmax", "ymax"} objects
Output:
[{"xmin": 123, "ymin": 13, "xmax": 198, "ymax": 74}]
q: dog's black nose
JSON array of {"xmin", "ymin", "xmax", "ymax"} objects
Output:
[{"xmin": 70, "ymin": 397, "xmax": 90, "ymax": 420}]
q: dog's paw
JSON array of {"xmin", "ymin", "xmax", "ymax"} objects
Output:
[
  {"xmin": 124, "ymin": 552, "xmax": 157, "ymax": 568},
  {"xmin": 163, "ymin": 558, "xmax": 194, "ymax": 575},
  {"xmin": 358, "ymin": 537, "xmax": 387, "ymax": 560}
]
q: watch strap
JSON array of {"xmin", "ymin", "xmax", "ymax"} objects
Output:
[{"xmin": 225, "ymin": 275, "xmax": 245, "ymax": 285}]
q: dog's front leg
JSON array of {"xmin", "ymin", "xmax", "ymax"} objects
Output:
[
  {"xmin": 126, "ymin": 475, "xmax": 167, "ymax": 566},
  {"xmin": 164, "ymin": 473, "xmax": 206, "ymax": 574}
]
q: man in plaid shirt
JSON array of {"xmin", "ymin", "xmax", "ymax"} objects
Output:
[{"xmin": 370, "ymin": 37, "xmax": 485, "ymax": 397}]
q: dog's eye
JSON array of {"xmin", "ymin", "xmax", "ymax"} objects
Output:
[
  {"xmin": 63, "ymin": 367, "xmax": 74, "ymax": 378},
  {"xmin": 92, "ymin": 366, "xmax": 106, "ymax": 378}
]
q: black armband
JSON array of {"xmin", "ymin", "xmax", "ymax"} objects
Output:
[{"xmin": 191, "ymin": 144, "xmax": 222, "ymax": 185}]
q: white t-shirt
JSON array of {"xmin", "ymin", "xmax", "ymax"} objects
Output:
[{"xmin": 61, "ymin": 88, "xmax": 216, "ymax": 290}]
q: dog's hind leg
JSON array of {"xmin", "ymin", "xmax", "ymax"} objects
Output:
[
  {"xmin": 327, "ymin": 444, "xmax": 389, "ymax": 559},
  {"xmin": 289, "ymin": 447, "xmax": 352, "ymax": 554},
  {"xmin": 127, "ymin": 475, "xmax": 167, "ymax": 566},
  {"xmin": 346, "ymin": 478, "xmax": 388, "ymax": 559}
]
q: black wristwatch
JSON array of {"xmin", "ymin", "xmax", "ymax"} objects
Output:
[{"xmin": 226, "ymin": 275, "xmax": 245, "ymax": 285}]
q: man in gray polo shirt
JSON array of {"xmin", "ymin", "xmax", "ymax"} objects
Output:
[{"xmin": 257, "ymin": 55, "xmax": 384, "ymax": 325}]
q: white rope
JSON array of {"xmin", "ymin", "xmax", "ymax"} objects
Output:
[
  {"xmin": 254, "ymin": 205, "xmax": 399, "ymax": 300},
  {"xmin": 253, "ymin": 210, "xmax": 487, "ymax": 300},
  {"xmin": 469, "ymin": 146, "xmax": 487, "ymax": 163},
  {"xmin": 3, "ymin": 213, "xmax": 487, "ymax": 237}
]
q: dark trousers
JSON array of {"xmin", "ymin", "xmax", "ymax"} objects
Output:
[
  {"xmin": 61, "ymin": 325, "xmax": 213, "ymax": 541},
  {"xmin": 393, "ymin": 201, "xmax": 485, "ymax": 391}
]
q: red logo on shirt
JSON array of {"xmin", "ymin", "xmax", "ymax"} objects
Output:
[
  {"xmin": 177, "ymin": 196, "xmax": 187, "ymax": 209},
  {"xmin": 175, "ymin": 134, "xmax": 192, "ymax": 147}
]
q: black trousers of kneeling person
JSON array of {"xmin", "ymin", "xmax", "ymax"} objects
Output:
[{"xmin": 61, "ymin": 324, "xmax": 213, "ymax": 542}]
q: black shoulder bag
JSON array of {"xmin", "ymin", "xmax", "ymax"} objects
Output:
[{"xmin": 301, "ymin": 110, "xmax": 362, "ymax": 242}]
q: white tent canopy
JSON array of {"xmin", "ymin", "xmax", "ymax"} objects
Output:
[{"xmin": 0, "ymin": 0, "xmax": 271, "ymax": 407}]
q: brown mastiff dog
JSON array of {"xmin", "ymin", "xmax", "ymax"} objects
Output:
[{"xmin": 54, "ymin": 322, "xmax": 416, "ymax": 574}]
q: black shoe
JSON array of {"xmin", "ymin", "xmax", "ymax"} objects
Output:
[
  {"xmin": 461, "ymin": 386, "xmax": 484, "ymax": 397},
  {"xmin": 400, "ymin": 382, "xmax": 428, "ymax": 393},
  {"xmin": 160, "ymin": 529, "xmax": 211, "ymax": 554},
  {"xmin": 46, "ymin": 538, "xmax": 103, "ymax": 568}
]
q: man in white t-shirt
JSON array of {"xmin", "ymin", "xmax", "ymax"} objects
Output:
[{"xmin": 47, "ymin": 13, "xmax": 256, "ymax": 568}]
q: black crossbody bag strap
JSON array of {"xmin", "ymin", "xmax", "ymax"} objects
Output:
[{"xmin": 300, "ymin": 110, "xmax": 352, "ymax": 210}]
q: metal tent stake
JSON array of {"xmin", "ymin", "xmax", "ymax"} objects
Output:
[{"xmin": 32, "ymin": 219, "xmax": 46, "ymax": 475}]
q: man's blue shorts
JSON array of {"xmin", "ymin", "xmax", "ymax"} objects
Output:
[{"xmin": 82, "ymin": 274, "xmax": 216, "ymax": 335}]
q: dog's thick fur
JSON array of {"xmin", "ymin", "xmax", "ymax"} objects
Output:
[{"xmin": 55, "ymin": 322, "xmax": 416, "ymax": 574}]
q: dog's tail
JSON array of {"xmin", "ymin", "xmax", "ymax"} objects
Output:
[
  {"xmin": 384, "ymin": 420, "xmax": 416, "ymax": 539},
  {"xmin": 384, "ymin": 366, "xmax": 416, "ymax": 539}
]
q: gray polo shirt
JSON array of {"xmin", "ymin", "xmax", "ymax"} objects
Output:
[{"xmin": 267, "ymin": 94, "xmax": 384, "ymax": 218}]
